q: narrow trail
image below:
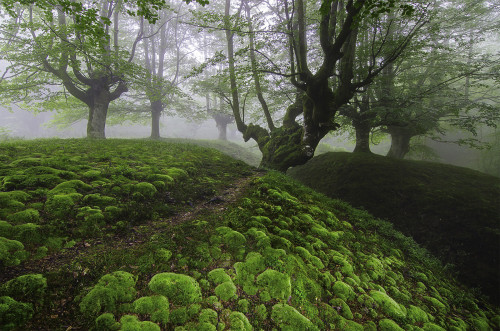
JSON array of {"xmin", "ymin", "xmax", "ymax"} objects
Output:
[{"xmin": 0, "ymin": 170, "xmax": 263, "ymax": 283}]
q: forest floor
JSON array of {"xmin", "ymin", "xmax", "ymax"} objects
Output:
[{"xmin": 0, "ymin": 139, "xmax": 499, "ymax": 330}]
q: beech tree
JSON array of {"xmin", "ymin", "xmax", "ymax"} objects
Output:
[
  {"xmin": 337, "ymin": 0, "xmax": 500, "ymax": 158},
  {"xmin": 220, "ymin": 0, "xmax": 427, "ymax": 171},
  {"xmin": 0, "ymin": 2, "xmax": 145, "ymax": 138}
]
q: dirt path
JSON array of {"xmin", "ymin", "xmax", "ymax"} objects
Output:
[{"xmin": 0, "ymin": 170, "xmax": 263, "ymax": 284}]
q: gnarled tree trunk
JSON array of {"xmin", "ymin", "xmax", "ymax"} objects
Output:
[{"xmin": 387, "ymin": 126, "xmax": 413, "ymax": 158}]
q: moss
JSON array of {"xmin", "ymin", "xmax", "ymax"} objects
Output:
[
  {"xmin": 148, "ymin": 272, "xmax": 202, "ymax": 305},
  {"xmin": 237, "ymin": 299, "xmax": 250, "ymax": 313},
  {"xmin": 76, "ymin": 207, "xmax": 105, "ymax": 236},
  {"xmin": 215, "ymin": 281, "xmax": 238, "ymax": 301},
  {"xmin": 165, "ymin": 167, "xmax": 189, "ymax": 180},
  {"xmin": 470, "ymin": 317, "xmax": 492, "ymax": 331},
  {"xmin": 330, "ymin": 298, "xmax": 353, "ymax": 320},
  {"xmin": 80, "ymin": 271, "xmax": 137, "ymax": 317},
  {"xmin": 220, "ymin": 228, "xmax": 246, "ymax": 260},
  {"xmin": 134, "ymin": 182, "xmax": 158, "ymax": 198},
  {"xmin": 12, "ymin": 223, "xmax": 43, "ymax": 245},
  {"xmin": 332, "ymin": 281, "xmax": 355, "ymax": 302},
  {"xmin": 271, "ymin": 303, "xmax": 319, "ymax": 331},
  {"xmin": 0, "ymin": 237, "xmax": 27, "ymax": 266},
  {"xmin": 82, "ymin": 170, "xmax": 102, "ymax": 179},
  {"xmin": 44, "ymin": 193, "xmax": 82, "ymax": 219},
  {"xmin": 33, "ymin": 246, "xmax": 48, "ymax": 259},
  {"xmin": 424, "ymin": 296, "xmax": 448, "ymax": 315},
  {"xmin": 0, "ymin": 296, "xmax": 34, "ymax": 330},
  {"xmin": 422, "ymin": 322, "xmax": 446, "ymax": 331},
  {"xmin": 1, "ymin": 274, "xmax": 47, "ymax": 305},
  {"xmin": 370, "ymin": 290, "xmax": 407, "ymax": 320},
  {"xmin": 229, "ymin": 311, "xmax": 252, "ymax": 330},
  {"xmin": 48, "ymin": 180, "xmax": 91, "ymax": 196},
  {"xmin": 95, "ymin": 312, "xmax": 120, "ymax": 330},
  {"xmin": 119, "ymin": 315, "xmax": 161, "ymax": 331},
  {"xmin": 82, "ymin": 194, "xmax": 116, "ymax": 209},
  {"xmin": 378, "ymin": 318, "xmax": 404, "ymax": 330},
  {"xmin": 256, "ymin": 269, "xmax": 291, "ymax": 300},
  {"xmin": 199, "ymin": 308, "xmax": 218, "ymax": 325},
  {"xmin": 0, "ymin": 221, "xmax": 13, "ymax": 238},
  {"xmin": 170, "ymin": 307, "xmax": 188, "ymax": 325},
  {"xmin": 7, "ymin": 208, "xmax": 40, "ymax": 225},
  {"xmin": 407, "ymin": 305, "xmax": 430, "ymax": 323},
  {"xmin": 133, "ymin": 295, "xmax": 169, "ymax": 324},
  {"xmin": 208, "ymin": 268, "xmax": 232, "ymax": 285},
  {"xmin": 155, "ymin": 248, "xmax": 172, "ymax": 264}
]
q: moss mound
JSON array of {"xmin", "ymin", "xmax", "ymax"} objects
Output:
[{"xmin": 288, "ymin": 151, "xmax": 500, "ymax": 304}]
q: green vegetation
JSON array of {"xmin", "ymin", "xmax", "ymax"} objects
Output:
[
  {"xmin": 288, "ymin": 151, "xmax": 500, "ymax": 304},
  {"xmin": 0, "ymin": 139, "xmax": 498, "ymax": 330}
]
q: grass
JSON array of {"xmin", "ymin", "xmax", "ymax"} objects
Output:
[
  {"xmin": 288, "ymin": 151, "xmax": 500, "ymax": 305},
  {"xmin": 0, "ymin": 139, "xmax": 499, "ymax": 330}
]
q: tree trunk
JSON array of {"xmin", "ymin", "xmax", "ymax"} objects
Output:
[
  {"xmin": 387, "ymin": 126, "xmax": 412, "ymax": 158},
  {"xmin": 86, "ymin": 89, "xmax": 111, "ymax": 139},
  {"xmin": 150, "ymin": 100, "xmax": 162, "ymax": 139},
  {"xmin": 353, "ymin": 120, "xmax": 372, "ymax": 153},
  {"xmin": 217, "ymin": 121, "xmax": 227, "ymax": 140}
]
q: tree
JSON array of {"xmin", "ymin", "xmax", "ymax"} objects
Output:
[
  {"xmin": 221, "ymin": 0, "xmax": 426, "ymax": 171},
  {"xmin": 0, "ymin": 2, "xmax": 144, "ymax": 138}
]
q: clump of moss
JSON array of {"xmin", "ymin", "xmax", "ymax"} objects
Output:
[
  {"xmin": 256, "ymin": 269, "xmax": 291, "ymax": 300},
  {"xmin": 217, "ymin": 227, "xmax": 247, "ymax": 260},
  {"xmin": 1, "ymin": 274, "xmax": 47, "ymax": 305},
  {"xmin": 133, "ymin": 295, "xmax": 169, "ymax": 325},
  {"xmin": 134, "ymin": 182, "xmax": 158, "ymax": 199},
  {"xmin": 0, "ymin": 237, "xmax": 27, "ymax": 266},
  {"xmin": 332, "ymin": 281, "xmax": 355, "ymax": 302},
  {"xmin": 44, "ymin": 193, "xmax": 82, "ymax": 219},
  {"xmin": 208, "ymin": 268, "xmax": 232, "ymax": 285},
  {"xmin": 76, "ymin": 207, "xmax": 105, "ymax": 236},
  {"xmin": 119, "ymin": 314, "xmax": 160, "ymax": 331},
  {"xmin": 7, "ymin": 208, "xmax": 40, "ymax": 225},
  {"xmin": 12, "ymin": 223, "xmax": 43, "ymax": 245},
  {"xmin": 148, "ymin": 272, "xmax": 202, "ymax": 306},
  {"xmin": 378, "ymin": 318, "xmax": 404, "ymax": 330},
  {"xmin": 199, "ymin": 308, "xmax": 218, "ymax": 325},
  {"xmin": 80, "ymin": 271, "xmax": 137, "ymax": 317},
  {"xmin": 370, "ymin": 290, "xmax": 407, "ymax": 320},
  {"xmin": 229, "ymin": 311, "xmax": 252, "ymax": 330},
  {"xmin": 95, "ymin": 312, "xmax": 120, "ymax": 330},
  {"xmin": 0, "ymin": 296, "xmax": 34, "ymax": 330},
  {"xmin": 170, "ymin": 307, "xmax": 188, "ymax": 325},
  {"xmin": 271, "ymin": 303, "xmax": 319, "ymax": 330},
  {"xmin": 214, "ymin": 281, "xmax": 238, "ymax": 301}
]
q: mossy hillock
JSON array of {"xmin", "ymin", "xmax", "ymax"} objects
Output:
[
  {"xmin": 288, "ymin": 151, "xmax": 500, "ymax": 304},
  {"xmin": 0, "ymin": 139, "xmax": 498, "ymax": 330}
]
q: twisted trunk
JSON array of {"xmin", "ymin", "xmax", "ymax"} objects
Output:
[{"xmin": 387, "ymin": 126, "xmax": 413, "ymax": 158}]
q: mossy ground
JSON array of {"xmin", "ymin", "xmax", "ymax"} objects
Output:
[
  {"xmin": 288, "ymin": 151, "xmax": 500, "ymax": 305},
  {"xmin": 0, "ymin": 139, "xmax": 498, "ymax": 330}
]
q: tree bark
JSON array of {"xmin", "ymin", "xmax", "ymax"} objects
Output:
[
  {"xmin": 86, "ymin": 88, "xmax": 111, "ymax": 139},
  {"xmin": 150, "ymin": 100, "xmax": 162, "ymax": 139},
  {"xmin": 353, "ymin": 119, "xmax": 372, "ymax": 153},
  {"xmin": 387, "ymin": 126, "xmax": 413, "ymax": 158}
]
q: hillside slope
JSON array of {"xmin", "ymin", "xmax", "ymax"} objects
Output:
[
  {"xmin": 0, "ymin": 140, "xmax": 498, "ymax": 330},
  {"xmin": 288, "ymin": 152, "xmax": 500, "ymax": 304}
]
